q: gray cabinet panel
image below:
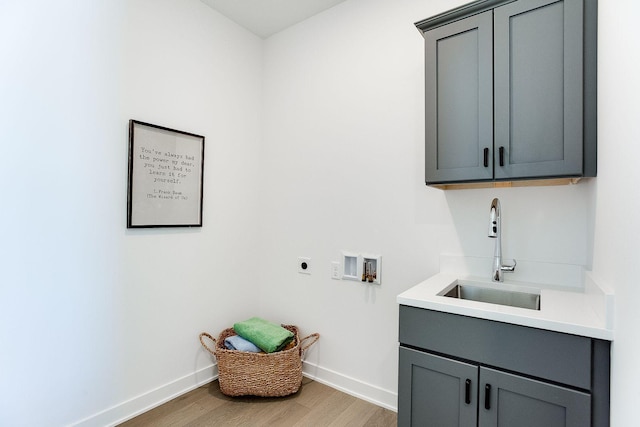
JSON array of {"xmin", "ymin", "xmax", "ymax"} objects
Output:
[
  {"xmin": 480, "ymin": 367, "xmax": 591, "ymax": 427},
  {"xmin": 494, "ymin": 0, "xmax": 584, "ymax": 178},
  {"xmin": 398, "ymin": 347, "xmax": 592, "ymax": 427},
  {"xmin": 425, "ymin": 11, "xmax": 493, "ymax": 184},
  {"xmin": 399, "ymin": 305, "xmax": 592, "ymax": 390},
  {"xmin": 399, "ymin": 347, "xmax": 477, "ymax": 427}
]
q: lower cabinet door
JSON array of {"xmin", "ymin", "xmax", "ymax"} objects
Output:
[
  {"xmin": 479, "ymin": 367, "xmax": 591, "ymax": 427},
  {"xmin": 398, "ymin": 347, "xmax": 478, "ymax": 427}
]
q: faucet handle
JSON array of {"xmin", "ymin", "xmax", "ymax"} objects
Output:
[{"xmin": 500, "ymin": 259, "xmax": 517, "ymax": 273}]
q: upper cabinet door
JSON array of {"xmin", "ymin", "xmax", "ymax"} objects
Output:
[
  {"xmin": 424, "ymin": 11, "xmax": 493, "ymax": 184},
  {"xmin": 494, "ymin": 0, "xmax": 584, "ymax": 179}
]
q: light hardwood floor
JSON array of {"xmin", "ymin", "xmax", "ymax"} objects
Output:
[{"xmin": 119, "ymin": 378, "xmax": 397, "ymax": 426}]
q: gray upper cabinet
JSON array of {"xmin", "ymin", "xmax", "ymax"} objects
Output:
[
  {"xmin": 417, "ymin": 0, "xmax": 597, "ymax": 187},
  {"xmin": 424, "ymin": 11, "xmax": 493, "ymax": 183},
  {"xmin": 494, "ymin": 0, "xmax": 584, "ymax": 179}
]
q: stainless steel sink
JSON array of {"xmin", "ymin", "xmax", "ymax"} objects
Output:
[{"xmin": 441, "ymin": 283, "xmax": 540, "ymax": 310}]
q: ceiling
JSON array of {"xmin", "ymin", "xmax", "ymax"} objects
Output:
[{"xmin": 200, "ymin": 0, "xmax": 348, "ymax": 38}]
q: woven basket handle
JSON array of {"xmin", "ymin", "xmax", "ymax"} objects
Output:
[
  {"xmin": 199, "ymin": 332, "xmax": 217, "ymax": 357},
  {"xmin": 299, "ymin": 333, "xmax": 320, "ymax": 355}
]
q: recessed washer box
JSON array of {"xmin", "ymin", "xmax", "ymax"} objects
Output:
[
  {"xmin": 342, "ymin": 251, "xmax": 359, "ymax": 280},
  {"xmin": 362, "ymin": 254, "xmax": 381, "ymax": 285},
  {"xmin": 341, "ymin": 251, "xmax": 381, "ymax": 284}
]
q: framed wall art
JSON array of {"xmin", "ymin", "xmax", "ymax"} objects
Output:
[{"xmin": 127, "ymin": 120, "xmax": 205, "ymax": 228}]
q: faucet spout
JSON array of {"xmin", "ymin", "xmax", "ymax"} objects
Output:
[{"xmin": 488, "ymin": 198, "xmax": 516, "ymax": 282}]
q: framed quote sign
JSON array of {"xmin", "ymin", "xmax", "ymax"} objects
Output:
[{"xmin": 127, "ymin": 120, "xmax": 205, "ymax": 228}]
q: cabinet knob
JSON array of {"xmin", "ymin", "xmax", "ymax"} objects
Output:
[
  {"xmin": 499, "ymin": 146, "xmax": 505, "ymax": 167},
  {"xmin": 465, "ymin": 379, "xmax": 472, "ymax": 404},
  {"xmin": 483, "ymin": 148, "xmax": 489, "ymax": 167}
]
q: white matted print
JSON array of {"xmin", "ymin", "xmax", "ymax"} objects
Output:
[{"xmin": 127, "ymin": 120, "xmax": 205, "ymax": 228}]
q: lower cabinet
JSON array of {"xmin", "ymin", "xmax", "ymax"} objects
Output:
[
  {"xmin": 399, "ymin": 347, "xmax": 590, "ymax": 427},
  {"xmin": 398, "ymin": 305, "xmax": 610, "ymax": 427},
  {"xmin": 399, "ymin": 348, "xmax": 477, "ymax": 426}
]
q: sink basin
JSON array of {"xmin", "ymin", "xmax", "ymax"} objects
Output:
[{"xmin": 440, "ymin": 282, "xmax": 541, "ymax": 310}]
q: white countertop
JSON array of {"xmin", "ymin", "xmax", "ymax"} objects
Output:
[{"xmin": 397, "ymin": 272, "xmax": 614, "ymax": 341}]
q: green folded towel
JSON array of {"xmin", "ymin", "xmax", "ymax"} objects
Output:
[{"xmin": 233, "ymin": 317, "xmax": 294, "ymax": 353}]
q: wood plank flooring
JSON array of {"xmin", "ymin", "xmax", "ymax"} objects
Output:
[{"xmin": 119, "ymin": 378, "xmax": 397, "ymax": 426}]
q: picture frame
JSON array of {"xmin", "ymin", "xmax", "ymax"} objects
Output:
[{"xmin": 127, "ymin": 120, "xmax": 205, "ymax": 228}]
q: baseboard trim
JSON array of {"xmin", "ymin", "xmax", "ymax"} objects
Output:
[
  {"xmin": 302, "ymin": 361, "xmax": 398, "ymax": 412},
  {"xmin": 69, "ymin": 364, "xmax": 218, "ymax": 427},
  {"xmin": 70, "ymin": 361, "xmax": 397, "ymax": 426}
]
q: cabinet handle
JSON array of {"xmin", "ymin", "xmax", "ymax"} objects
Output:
[
  {"xmin": 465, "ymin": 379, "xmax": 471, "ymax": 404},
  {"xmin": 483, "ymin": 148, "xmax": 489, "ymax": 167},
  {"xmin": 484, "ymin": 384, "xmax": 492, "ymax": 410},
  {"xmin": 499, "ymin": 146, "xmax": 505, "ymax": 167}
]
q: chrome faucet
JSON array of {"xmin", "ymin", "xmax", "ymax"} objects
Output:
[{"xmin": 488, "ymin": 198, "xmax": 516, "ymax": 282}]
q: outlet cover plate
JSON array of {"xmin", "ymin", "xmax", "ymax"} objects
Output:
[
  {"xmin": 330, "ymin": 261, "xmax": 341, "ymax": 279},
  {"xmin": 298, "ymin": 257, "xmax": 311, "ymax": 274}
]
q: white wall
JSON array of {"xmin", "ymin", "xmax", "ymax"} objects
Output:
[
  {"xmin": 0, "ymin": 1, "xmax": 263, "ymax": 425},
  {"xmin": 592, "ymin": 0, "xmax": 640, "ymax": 425},
  {"xmin": 1, "ymin": 0, "xmax": 637, "ymax": 424},
  {"xmin": 260, "ymin": 0, "xmax": 597, "ymax": 410}
]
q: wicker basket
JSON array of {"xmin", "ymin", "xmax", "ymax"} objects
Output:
[{"xmin": 199, "ymin": 325, "xmax": 319, "ymax": 397}]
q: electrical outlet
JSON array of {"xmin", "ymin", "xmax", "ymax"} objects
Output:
[{"xmin": 298, "ymin": 257, "xmax": 311, "ymax": 274}]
